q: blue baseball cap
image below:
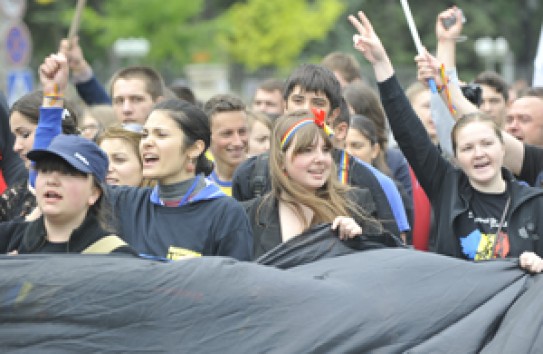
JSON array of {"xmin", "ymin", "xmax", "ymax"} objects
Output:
[{"xmin": 27, "ymin": 134, "xmax": 109, "ymax": 183}]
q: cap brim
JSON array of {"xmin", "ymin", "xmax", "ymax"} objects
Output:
[{"xmin": 27, "ymin": 149, "xmax": 93, "ymax": 175}]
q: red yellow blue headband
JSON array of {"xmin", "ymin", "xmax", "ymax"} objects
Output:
[{"xmin": 280, "ymin": 108, "xmax": 334, "ymax": 148}]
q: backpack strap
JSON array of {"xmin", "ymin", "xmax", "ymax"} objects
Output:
[
  {"xmin": 82, "ymin": 235, "xmax": 127, "ymax": 254},
  {"xmin": 250, "ymin": 153, "xmax": 269, "ymax": 198}
]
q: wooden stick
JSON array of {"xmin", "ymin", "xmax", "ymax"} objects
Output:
[{"xmin": 68, "ymin": 0, "xmax": 87, "ymax": 40}]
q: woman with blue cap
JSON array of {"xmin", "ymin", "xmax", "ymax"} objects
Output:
[
  {"xmin": 26, "ymin": 52, "xmax": 252, "ymax": 261},
  {"xmin": 0, "ymin": 134, "xmax": 134, "ymax": 254}
]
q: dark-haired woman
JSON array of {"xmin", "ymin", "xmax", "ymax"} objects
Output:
[
  {"xmin": 1, "ymin": 81, "xmax": 78, "ymax": 222},
  {"xmin": 106, "ymin": 99, "xmax": 253, "ymax": 261}
]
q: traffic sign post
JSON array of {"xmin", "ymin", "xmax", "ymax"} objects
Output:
[
  {"xmin": 0, "ymin": 0, "xmax": 31, "ymax": 96},
  {"xmin": 3, "ymin": 21, "xmax": 31, "ymax": 67},
  {"xmin": 0, "ymin": 0, "xmax": 26, "ymax": 19},
  {"xmin": 6, "ymin": 68, "xmax": 32, "ymax": 106}
]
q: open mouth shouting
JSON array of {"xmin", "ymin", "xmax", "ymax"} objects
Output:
[
  {"xmin": 142, "ymin": 152, "xmax": 159, "ymax": 169},
  {"xmin": 473, "ymin": 160, "xmax": 491, "ymax": 170},
  {"xmin": 43, "ymin": 190, "xmax": 63, "ymax": 203},
  {"xmin": 106, "ymin": 177, "xmax": 119, "ymax": 185}
]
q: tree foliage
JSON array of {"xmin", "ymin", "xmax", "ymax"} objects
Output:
[
  {"xmin": 77, "ymin": 0, "xmax": 218, "ymax": 65},
  {"xmin": 219, "ymin": 0, "xmax": 345, "ymax": 71},
  {"xmin": 309, "ymin": 0, "xmax": 543, "ymax": 83},
  {"xmin": 24, "ymin": 0, "xmax": 543, "ymax": 83}
]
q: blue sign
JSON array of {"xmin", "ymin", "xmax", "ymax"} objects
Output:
[
  {"xmin": 6, "ymin": 69, "xmax": 32, "ymax": 107},
  {"xmin": 5, "ymin": 22, "xmax": 31, "ymax": 66}
]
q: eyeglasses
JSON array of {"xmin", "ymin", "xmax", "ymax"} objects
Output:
[{"xmin": 81, "ymin": 124, "xmax": 99, "ymax": 132}]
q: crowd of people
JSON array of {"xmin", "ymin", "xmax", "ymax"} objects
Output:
[{"xmin": 1, "ymin": 5, "xmax": 542, "ymax": 275}]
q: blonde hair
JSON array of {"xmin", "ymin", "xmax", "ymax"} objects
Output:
[
  {"xmin": 96, "ymin": 125, "xmax": 156, "ymax": 187},
  {"xmin": 80, "ymin": 104, "xmax": 117, "ymax": 135},
  {"xmin": 265, "ymin": 110, "xmax": 371, "ymax": 229},
  {"xmin": 405, "ymin": 81, "xmax": 428, "ymax": 103},
  {"xmin": 247, "ymin": 110, "xmax": 273, "ymax": 131}
]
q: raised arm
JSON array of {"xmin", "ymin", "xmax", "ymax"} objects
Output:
[
  {"xmin": 348, "ymin": 11, "xmax": 452, "ymax": 202},
  {"xmin": 435, "ymin": 7, "xmax": 464, "ymax": 71},
  {"xmin": 348, "ymin": 11, "xmax": 394, "ymax": 82},
  {"xmin": 39, "ymin": 53, "xmax": 69, "ymax": 111},
  {"xmin": 416, "ymin": 49, "xmax": 525, "ymax": 175},
  {"xmin": 28, "ymin": 52, "xmax": 70, "ymax": 191},
  {"xmin": 59, "ymin": 37, "xmax": 111, "ymax": 105}
]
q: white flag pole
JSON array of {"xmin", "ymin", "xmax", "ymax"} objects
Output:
[
  {"xmin": 400, "ymin": 0, "xmax": 424, "ymax": 55},
  {"xmin": 533, "ymin": 24, "xmax": 543, "ymax": 86}
]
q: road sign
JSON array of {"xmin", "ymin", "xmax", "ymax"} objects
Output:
[
  {"xmin": 6, "ymin": 68, "xmax": 32, "ymax": 107},
  {"xmin": 3, "ymin": 21, "xmax": 31, "ymax": 67},
  {"xmin": 0, "ymin": 0, "xmax": 26, "ymax": 19}
]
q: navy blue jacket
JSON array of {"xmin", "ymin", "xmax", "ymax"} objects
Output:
[{"xmin": 75, "ymin": 76, "xmax": 111, "ymax": 105}]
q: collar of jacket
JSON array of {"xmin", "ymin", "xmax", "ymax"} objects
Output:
[
  {"xmin": 256, "ymin": 195, "xmax": 280, "ymax": 228},
  {"xmin": 150, "ymin": 174, "xmax": 226, "ymax": 206},
  {"xmin": 20, "ymin": 213, "xmax": 108, "ymax": 253},
  {"xmin": 455, "ymin": 167, "xmax": 543, "ymax": 218}
]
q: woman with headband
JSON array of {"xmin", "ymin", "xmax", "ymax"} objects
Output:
[{"xmin": 245, "ymin": 109, "xmax": 383, "ymax": 259}]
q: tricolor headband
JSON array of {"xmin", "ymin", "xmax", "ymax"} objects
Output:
[{"xmin": 280, "ymin": 108, "xmax": 334, "ymax": 148}]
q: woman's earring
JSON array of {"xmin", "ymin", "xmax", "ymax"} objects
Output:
[{"xmin": 186, "ymin": 157, "xmax": 197, "ymax": 173}]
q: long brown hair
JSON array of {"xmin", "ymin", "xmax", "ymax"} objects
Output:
[{"xmin": 264, "ymin": 110, "xmax": 370, "ymax": 229}]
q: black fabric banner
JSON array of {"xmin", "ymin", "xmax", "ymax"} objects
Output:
[{"xmin": 0, "ymin": 227, "xmax": 539, "ymax": 353}]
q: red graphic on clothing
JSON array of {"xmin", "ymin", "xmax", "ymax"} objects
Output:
[{"xmin": 494, "ymin": 231, "xmax": 510, "ymax": 258}]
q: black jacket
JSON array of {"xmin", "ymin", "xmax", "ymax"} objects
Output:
[
  {"xmin": 519, "ymin": 144, "xmax": 543, "ymax": 186},
  {"xmin": 1, "ymin": 213, "xmax": 135, "ymax": 255},
  {"xmin": 244, "ymin": 187, "xmax": 381, "ymax": 260},
  {"xmin": 379, "ymin": 75, "xmax": 543, "ymax": 259}
]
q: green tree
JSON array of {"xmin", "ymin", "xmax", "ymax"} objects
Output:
[
  {"xmin": 219, "ymin": 0, "xmax": 345, "ymax": 71},
  {"xmin": 304, "ymin": 0, "xmax": 543, "ymax": 84},
  {"xmin": 79, "ymin": 0, "xmax": 218, "ymax": 65},
  {"xmin": 24, "ymin": 0, "xmax": 543, "ymax": 84}
]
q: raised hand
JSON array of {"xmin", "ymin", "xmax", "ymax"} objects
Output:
[
  {"xmin": 348, "ymin": 11, "xmax": 387, "ymax": 65},
  {"xmin": 348, "ymin": 11, "xmax": 394, "ymax": 81},
  {"xmin": 416, "ymin": 49, "xmax": 444, "ymax": 88},
  {"xmin": 59, "ymin": 36, "xmax": 91, "ymax": 79},
  {"xmin": 39, "ymin": 53, "xmax": 69, "ymax": 96},
  {"xmin": 436, "ymin": 6, "xmax": 464, "ymax": 42}
]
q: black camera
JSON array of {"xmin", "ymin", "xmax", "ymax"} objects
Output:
[{"xmin": 461, "ymin": 84, "xmax": 482, "ymax": 107}]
